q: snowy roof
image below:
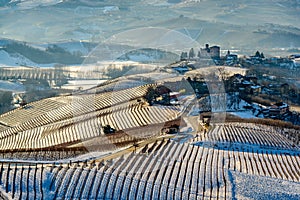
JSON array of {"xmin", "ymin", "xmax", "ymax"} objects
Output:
[
  {"xmin": 242, "ymin": 80, "xmax": 252, "ymax": 85},
  {"xmin": 227, "ymin": 54, "xmax": 238, "ymax": 58},
  {"xmin": 172, "ymin": 67, "xmax": 189, "ymax": 72},
  {"xmin": 270, "ymin": 102, "xmax": 289, "ymax": 109},
  {"xmin": 251, "ymin": 85, "xmax": 261, "ymax": 89},
  {"xmin": 170, "ymin": 92, "xmax": 180, "ymax": 96}
]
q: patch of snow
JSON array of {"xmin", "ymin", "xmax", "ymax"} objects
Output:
[
  {"xmin": 0, "ymin": 50, "xmax": 55, "ymax": 68},
  {"xmin": 11, "ymin": 0, "xmax": 63, "ymax": 10},
  {"xmin": 276, "ymin": 3, "xmax": 286, "ymax": 8},
  {"xmin": 194, "ymin": 140, "xmax": 300, "ymax": 152},
  {"xmin": 61, "ymin": 79, "xmax": 106, "ymax": 90},
  {"xmin": 103, "ymin": 6, "xmax": 119, "ymax": 14},
  {"xmin": 0, "ymin": 50, "xmax": 35, "ymax": 67},
  {"xmin": 293, "ymin": 58, "xmax": 300, "ymax": 67},
  {"xmin": 145, "ymin": 0, "xmax": 172, "ymax": 6},
  {"xmin": 36, "ymin": 41, "xmax": 91, "ymax": 55},
  {"xmin": 188, "ymin": 103, "xmax": 200, "ymax": 116},
  {"xmin": 230, "ymin": 171, "xmax": 300, "ymax": 200},
  {"xmin": 0, "ymin": 80, "xmax": 25, "ymax": 92},
  {"xmin": 228, "ymin": 111, "xmax": 257, "ymax": 119},
  {"xmin": 74, "ymin": 6, "xmax": 119, "ymax": 17},
  {"xmin": 127, "ymin": 54, "xmax": 156, "ymax": 62},
  {"xmin": 71, "ymin": 31, "xmax": 93, "ymax": 41}
]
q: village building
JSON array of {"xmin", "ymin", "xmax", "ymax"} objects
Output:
[
  {"xmin": 209, "ymin": 46, "xmax": 220, "ymax": 60},
  {"xmin": 225, "ymin": 50, "xmax": 238, "ymax": 66},
  {"xmin": 269, "ymin": 102, "xmax": 289, "ymax": 119},
  {"xmin": 199, "ymin": 44, "xmax": 221, "ymax": 61},
  {"xmin": 250, "ymin": 85, "xmax": 261, "ymax": 95}
]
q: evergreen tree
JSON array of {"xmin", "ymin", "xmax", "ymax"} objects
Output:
[
  {"xmin": 103, "ymin": 125, "xmax": 115, "ymax": 134},
  {"xmin": 189, "ymin": 48, "xmax": 195, "ymax": 59},
  {"xmin": 180, "ymin": 52, "xmax": 188, "ymax": 61},
  {"xmin": 197, "ymin": 51, "xmax": 201, "ymax": 58},
  {"xmin": 255, "ymin": 51, "xmax": 261, "ymax": 57},
  {"xmin": 145, "ymin": 86, "xmax": 156, "ymax": 105}
]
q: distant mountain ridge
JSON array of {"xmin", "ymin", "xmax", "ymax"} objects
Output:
[
  {"xmin": 0, "ymin": 0, "xmax": 299, "ymax": 61},
  {"xmin": 0, "ymin": 38, "xmax": 181, "ymax": 66}
]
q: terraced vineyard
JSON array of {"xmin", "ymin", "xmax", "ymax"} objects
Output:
[
  {"xmin": 0, "ymin": 129, "xmax": 299, "ymax": 199},
  {"xmin": 193, "ymin": 123, "xmax": 299, "ymax": 151},
  {"xmin": 0, "ymin": 84, "xmax": 150, "ymax": 136},
  {"xmin": 0, "ymin": 80, "xmax": 299, "ymax": 199},
  {"xmin": 0, "ymin": 83, "xmax": 184, "ymax": 162},
  {"xmin": 0, "ymin": 119, "xmax": 298, "ymax": 199},
  {"xmin": 0, "ymin": 102, "xmax": 180, "ymax": 151},
  {"xmin": 0, "ymin": 97, "xmax": 70, "ymax": 128}
]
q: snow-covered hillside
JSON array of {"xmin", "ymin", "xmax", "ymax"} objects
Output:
[
  {"xmin": 0, "ymin": 50, "xmax": 36, "ymax": 67},
  {"xmin": 117, "ymin": 48, "xmax": 179, "ymax": 63},
  {"xmin": 0, "ymin": 50, "xmax": 54, "ymax": 67},
  {"xmin": 0, "ymin": 38, "xmax": 91, "ymax": 67},
  {"xmin": 7, "ymin": 0, "xmax": 63, "ymax": 10},
  {"xmin": 35, "ymin": 41, "xmax": 95, "ymax": 55},
  {"xmin": 0, "ymin": 80, "xmax": 25, "ymax": 92}
]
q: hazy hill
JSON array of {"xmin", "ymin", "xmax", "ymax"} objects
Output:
[
  {"xmin": 0, "ymin": 0, "xmax": 299, "ymax": 63},
  {"xmin": 117, "ymin": 48, "xmax": 179, "ymax": 63},
  {"xmin": 2, "ymin": 41, "xmax": 84, "ymax": 65}
]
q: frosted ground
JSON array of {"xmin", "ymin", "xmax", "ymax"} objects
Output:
[
  {"xmin": 0, "ymin": 80, "xmax": 25, "ymax": 92},
  {"xmin": 231, "ymin": 171, "xmax": 300, "ymax": 200},
  {"xmin": 0, "ymin": 1, "xmax": 299, "ymax": 199}
]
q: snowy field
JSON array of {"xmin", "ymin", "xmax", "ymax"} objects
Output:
[
  {"xmin": 0, "ymin": 50, "xmax": 55, "ymax": 68},
  {"xmin": 0, "ymin": 80, "xmax": 25, "ymax": 92},
  {"xmin": 230, "ymin": 171, "xmax": 300, "ymax": 200},
  {"xmin": 228, "ymin": 111, "xmax": 257, "ymax": 119},
  {"xmin": 61, "ymin": 79, "xmax": 107, "ymax": 90}
]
